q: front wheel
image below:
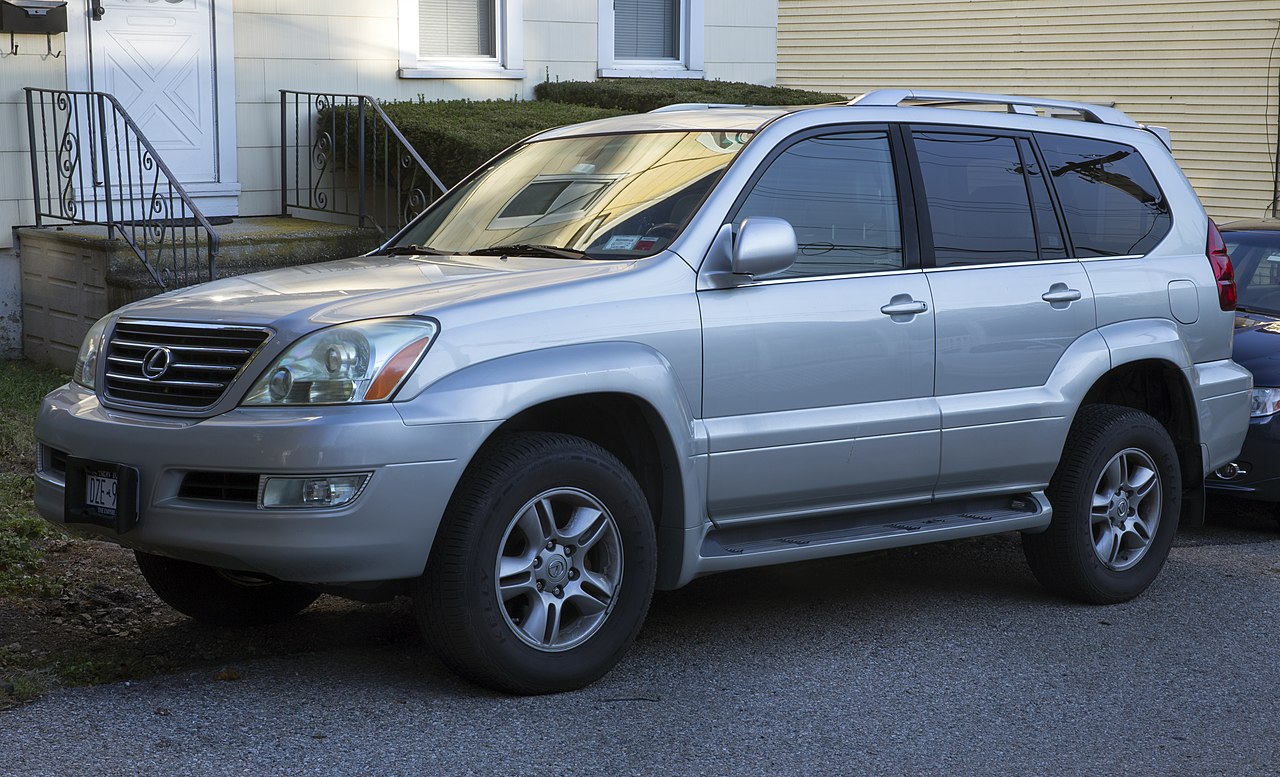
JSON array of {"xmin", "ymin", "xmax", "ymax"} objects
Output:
[
  {"xmin": 135, "ymin": 551, "xmax": 319, "ymax": 626},
  {"xmin": 414, "ymin": 433, "xmax": 656, "ymax": 695},
  {"xmin": 1023, "ymin": 405, "xmax": 1182, "ymax": 604}
]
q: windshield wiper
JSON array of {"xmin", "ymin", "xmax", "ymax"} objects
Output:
[
  {"xmin": 380, "ymin": 244, "xmax": 451, "ymax": 256},
  {"xmin": 465, "ymin": 244, "xmax": 592, "ymax": 260}
]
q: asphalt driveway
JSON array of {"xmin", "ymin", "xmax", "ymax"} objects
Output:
[{"xmin": 5, "ymin": 506, "xmax": 1280, "ymax": 776}]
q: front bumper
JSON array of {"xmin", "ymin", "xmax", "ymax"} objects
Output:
[
  {"xmin": 34, "ymin": 384, "xmax": 498, "ymax": 583},
  {"xmin": 1207, "ymin": 411, "xmax": 1280, "ymax": 502}
]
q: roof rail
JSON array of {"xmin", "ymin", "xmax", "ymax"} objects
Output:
[
  {"xmin": 649, "ymin": 103, "xmax": 752, "ymax": 113},
  {"xmin": 850, "ymin": 89, "xmax": 1138, "ymax": 128}
]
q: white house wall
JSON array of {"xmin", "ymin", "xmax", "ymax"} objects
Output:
[
  {"xmin": 0, "ymin": 48, "xmax": 67, "ymax": 359},
  {"xmin": 232, "ymin": 0, "xmax": 777, "ymax": 217},
  {"xmin": 778, "ymin": 0, "xmax": 1280, "ymax": 223}
]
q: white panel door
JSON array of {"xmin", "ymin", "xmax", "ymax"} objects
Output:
[{"xmin": 90, "ymin": 0, "xmax": 218, "ymax": 183}]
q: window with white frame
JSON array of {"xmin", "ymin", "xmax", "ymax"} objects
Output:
[
  {"xmin": 399, "ymin": 0, "xmax": 525, "ymax": 79},
  {"xmin": 598, "ymin": 0, "xmax": 704, "ymax": 78}
]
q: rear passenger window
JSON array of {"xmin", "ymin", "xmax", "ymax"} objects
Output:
[
  {"xmin": 913, "ymin": 132, "xmax": 1040, "ymax": 266},
  {"xmin": 1036, "ymin": 134, "xmax": 1171, "ymax": 257},
  {"xmin": 733, "ymin": 132, "xmax": 902, "ymax": 277}
]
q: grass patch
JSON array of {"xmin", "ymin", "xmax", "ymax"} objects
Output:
[{"xmin": 0, "ymin": 360, "xmax": 70, "ymax": 597}]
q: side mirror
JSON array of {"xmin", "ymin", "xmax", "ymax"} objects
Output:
[{"xmin": 732, "ymin": 217, "xmax": 796, "ymax": 280}]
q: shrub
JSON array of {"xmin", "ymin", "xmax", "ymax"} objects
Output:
[
  {"xmin": 534, "ymin": 78, "xmax": 847, "ymax": 113},
  {"xmin": 371, "ymin": 100, "xmax": 628, "ymax": 188}
]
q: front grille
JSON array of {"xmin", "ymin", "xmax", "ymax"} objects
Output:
[
  {"xmin": 104, "ymin": 320, "xmax": 271, "ymax": 409},
  {"xmin": 179, "ymin": 472, "xmax": 260, "ymax": 503}
]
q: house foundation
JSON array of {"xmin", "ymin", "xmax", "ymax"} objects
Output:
[{"xmin": 18, "ymin": 217, "xmax": 383, "ymax": 372}]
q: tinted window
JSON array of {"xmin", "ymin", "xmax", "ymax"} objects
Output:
[
  {"xmin": 734, "ymin": 132, "xmax": 902, "ymax": 277},
  {"xmin": 1019, "ymin": 138, "xmax": 1068, "ymax": 260},
  {"xmin": 1037, "ymin": 134, "xmax": 1171, "ymax": 257},
  {"xmin": 914, "ymin": 132, "xmax": 1039, "ymax": 266}
]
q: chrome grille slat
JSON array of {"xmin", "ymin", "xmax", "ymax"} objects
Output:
[
  {"xmin": 103, "ymin": 320, "xmax": 271, "ymax": 410},
  {"xmin": 105, "ymin": 372, "xmax": 228, "ymax": 389},
  {"xmin": 111, "ymin": 339, "xmax": 256, "ymax": 355},
  {"xmin": 106, "ymin": 355, "xmax": 239, "ymax": 373}
]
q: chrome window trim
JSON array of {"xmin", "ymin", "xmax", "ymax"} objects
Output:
[
  {"xmin": 923, "ymin": 257, "xmax": 1083, "ymax": 272},
  {"xmin": 743, "ymin": 266, "xmax": 925, "ymax": 287}
]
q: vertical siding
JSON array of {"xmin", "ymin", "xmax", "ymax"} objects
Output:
[{"xmin": 778, "ymin": 0, "xmax": 1280, "ymax": 222}]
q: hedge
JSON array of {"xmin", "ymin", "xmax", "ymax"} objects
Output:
[
  {"xmin": 534, "ymin": 78, "xmax": 847, "ymax": 113},
  {"xmin": 331, "ymin": 80, "xmax": 846, "ymax": 191},
  {"xmin": 375, "ymin": 100, "xmax": 627, "ymax": 187}
]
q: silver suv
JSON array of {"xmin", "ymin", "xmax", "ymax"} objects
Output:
[{"xmin": 34, "ymin": 90, "xmax": 1252, "ymax": 694}]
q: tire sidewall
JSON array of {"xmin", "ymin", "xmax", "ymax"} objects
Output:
[
  {"xmin": 450, "ymin": 442, "xmax": 655, "ymax": 690},
  {"xmin": 1052, "ymin": 413, "xmax": 1181, "ymax": 602}
]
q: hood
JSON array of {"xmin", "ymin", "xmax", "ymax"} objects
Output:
[
  {"xmin": 1233, "ymin": 309, "xmax": 1280, "ymax": 387},
  {"xmin": 115, "ymin": 253, "xmax": 635, "ymax": 329}
]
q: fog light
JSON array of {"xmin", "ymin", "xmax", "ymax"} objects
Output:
[
  {"xmin": 1214, "ymin": 462, "xmax": 1248, "ymax": 480},
  {"xmin": 260, "ymin": 474, "xmax": 370, "ymax": 509}
]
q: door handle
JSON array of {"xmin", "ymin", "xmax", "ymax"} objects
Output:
[
  {"xmin": 880, "ymin": 299, "xmax": 928, "ymax": 316},
  {"xmin": 92, "ymin": 3, "xmax": 106, "ymax": 21},
  {"xmin": 1041, "ymin": 287, "xmax": 1082, "ymax": 303}
]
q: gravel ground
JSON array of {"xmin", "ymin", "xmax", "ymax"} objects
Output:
[{"xmin": 3, "ymin": 510, "xmax": 1280, "ymax": 776}]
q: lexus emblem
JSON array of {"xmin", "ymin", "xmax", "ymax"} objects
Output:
[{"xmin": 141, "ymin": 347, "xmax": 174, "ymax": 380}]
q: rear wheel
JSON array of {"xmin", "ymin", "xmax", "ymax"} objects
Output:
[
  {"xmin": 135, "ymin": 551, "xmax": 319, "ymax": 627},
  {"xmin": 1023, "ymin": 404, "xmax": 1181, "ymax": 604},
  {"xmin": 415, "ymin": 433, "xmax": 656, "ymax": 695}
]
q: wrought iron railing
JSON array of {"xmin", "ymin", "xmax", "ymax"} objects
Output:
[
  {"xmin": 24, "ymin": 88, "xmax": 219, "ymax": 290},
  {"xmin": 280, "ymin": 90, "xmax": 446, "ymax": 238}
]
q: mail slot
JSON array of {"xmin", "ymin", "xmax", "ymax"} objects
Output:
[{"xmin": 0, "ymin": 0, "xmax": 68, "ymax": 34}]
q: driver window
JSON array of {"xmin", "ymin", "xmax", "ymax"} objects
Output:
[{"xmin": 732, "ymin": 131, "xmax": 903, "ymax": 278}]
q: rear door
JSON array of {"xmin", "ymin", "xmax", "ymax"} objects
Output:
[{"xmin": 909, "ymin": 128, "xmax": 1097, "ymax": 498}]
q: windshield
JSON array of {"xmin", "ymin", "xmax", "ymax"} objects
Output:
[
  {"xmin": 1228, "ymin": 231, "xmax": 1280, "ymax": 315},
  {"xmin": 391, "ymin": 130, "xmax": 752, "ymax": 259}
]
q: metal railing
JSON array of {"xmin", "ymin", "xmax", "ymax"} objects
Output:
[
  {"xmin": 280, "ymin": 90, "xmax": 446, "ymax": 238},
  {"xmin": 24, "ymin": 88, "xmax": 219, "ymax": 290}
]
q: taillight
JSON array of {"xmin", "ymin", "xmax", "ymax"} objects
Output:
[{"xmin": 1207, "ymin": 219, "xmax": 1236, "ymax": 311}]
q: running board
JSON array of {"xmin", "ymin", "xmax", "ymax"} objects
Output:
[{"xmin": 694, "ymin": 493, "xmax": 1052, "ymax": 576}]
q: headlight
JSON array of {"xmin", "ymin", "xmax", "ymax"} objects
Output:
[
  {"xmin": 242, "ymin": 318, "xmax": 437, "ymax": 405},
  {"xmin": 1250, "ymin": 387, "xmax": 1280, "ymax": 417},
  {"xmin": 74, "ymin": 316, "xmax": 112, "ymax": 390}
]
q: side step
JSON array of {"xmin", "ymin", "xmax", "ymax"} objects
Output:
[{"xmin": 694, "ymin": 493, "xmax": 1052, "ymax": 576}]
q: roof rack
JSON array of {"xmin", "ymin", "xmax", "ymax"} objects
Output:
[
  {"xmin": 648, "ymin": 103, "xmax": 753, "ymax": 113},
  {"xmin": 849, "ymin": 89, "xmax": 1138, "ymax": 128}
]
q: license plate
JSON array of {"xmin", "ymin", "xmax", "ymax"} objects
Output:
[
  {"xmin": 86, "ymin": 471, "xmax": 118, "ymax": 515},
  {"xmin": 64, "ymin": 457, "xmax": 138, "ymax": 533}
]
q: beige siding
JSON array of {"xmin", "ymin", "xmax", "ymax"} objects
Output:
[{"xmin": 778, "ymin": 0, "xmax": 1280, "ymax": 221}]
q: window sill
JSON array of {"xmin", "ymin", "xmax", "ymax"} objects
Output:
[
  {"xmin": 400, "ymin": 66, "xmax": 527, "ymax": 80},
  {"xmin": 598, "ymin": 68, "xmax": 705, "ymax": 80}
]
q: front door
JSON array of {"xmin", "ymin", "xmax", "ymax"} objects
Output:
[
  {"xmin": 91, "ymin": 0, "xmax": 217, "ymax": 182},
  {"xmin": 700, "ymin": 128, "xmax": 940, "ymax": 523},
  {"xmin": 68, "ymin": 0, "xmax": 236, "ymax": 214}
]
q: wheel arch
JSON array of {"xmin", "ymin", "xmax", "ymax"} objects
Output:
[
  {"xmin": 404, "ymin": 342, "xmax": 705, "ymax": 585},
  {"xmin": 1079, "ymin": 356, "xmax": 1203, "ymax": 526}
]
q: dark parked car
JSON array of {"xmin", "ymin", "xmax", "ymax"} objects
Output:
[{"xmin": 1208, "ymin": 219, "xmax": 1280, "ymax": 509}]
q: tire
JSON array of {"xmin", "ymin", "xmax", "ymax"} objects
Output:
[
  {"xmin": 1023, "ymin": 404, "xmax": 1182, "ymax": 604},
  {"xmin": 134, "ymin": 551, "xmax": 319, "ymax": 627},
  {"xmin": 414, "ymin": 432, "xmax": 656, "ymax": 695}
]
